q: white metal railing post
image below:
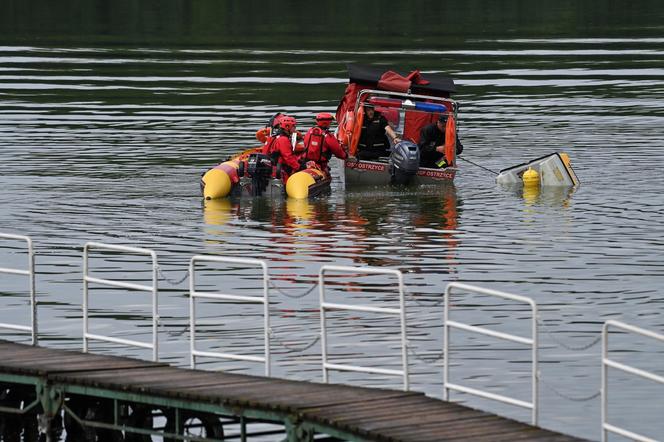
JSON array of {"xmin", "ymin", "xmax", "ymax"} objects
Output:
[
  {"xmin": 189, "ymin": 256, "xmax": 271, "ymax": 376},
  {"xmin": 319, "ymin": 268, "xmax": 328, "ymax": 384},
  {"xmin": 151, "ymin": 255, "xmax": 158, "ymax": 362},
  {"xmin": 319, "ymin": 265, "xmax": 409, "ymax": 391},
  {"xmin": 83, "ymin": 243, "xmax": 89, "ymax": 354},
  {"xmin": 0, "ymin": 233, "xmax": 37, "ymax": 345},
  {"xmin": 601, "ymin": 320, "xmax": 664, "ymax": 442},
  {"xmin": 83, "ymin": 242, "xmax": 160, "ymax": 361},
  {"xmin": 444, "ymin": 282, "xmax": 539, "ymax": 425}
]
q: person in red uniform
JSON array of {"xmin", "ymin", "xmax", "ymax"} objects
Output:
[
  {"xmin": 256, "ymin": 112, "xmax": 283, "ymax": 144},
  {"xmin": 301, "ymin": 113, "xmax": 348, "ymax": 174},
  {"xmin": 262, "ymin": 115, "xmax": 301, "ymax": 183}
]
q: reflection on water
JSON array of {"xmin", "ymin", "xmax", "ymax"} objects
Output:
[
  {"xmin": 497, "ymin": 183, "xmax": 577, "ymax": 208},
  {"xmin": 203, "ymin": 186, "xmax": 461, "ymax": 270},
  {"xmin": 1, "ymin": 4, "xmax": 664, "ymax": 437}
]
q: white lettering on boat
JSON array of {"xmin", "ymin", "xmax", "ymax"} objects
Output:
[
  {"xmin": 417, "ymin": 169, "xmax": 455, "ymax": 179},
  {"xmin": 346, "ymin": 161, "xmax": 387, "ymax": 171}
]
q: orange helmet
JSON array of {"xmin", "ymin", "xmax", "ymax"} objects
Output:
[
  {"xmin": 279, "ymin": 116, "xmax": 297, "ymax": 134},
  {"xmin": 315, "ymin": 112, "xmax": 334, "ymax": 128}
]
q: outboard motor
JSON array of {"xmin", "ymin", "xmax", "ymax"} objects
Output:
[
  {"xmin": 246, "ymin": 153, "xmax": 273, "ymax": 196},
  {"xmin": 389, "ymin": 141, "xmax": 420, "ymax": 185}
]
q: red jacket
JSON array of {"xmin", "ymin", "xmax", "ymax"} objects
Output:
[
  {"xmin": 302, "ymin": 127, "xmax": 347, "ymax": 172},
  {"xmin": 262, "ymin": 134, "xmax": 301, "ymax": 180}
]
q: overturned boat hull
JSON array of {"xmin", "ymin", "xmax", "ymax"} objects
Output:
[{"xmin": 496, "ymin": 152, "xmax": 579, "ymax": 187}]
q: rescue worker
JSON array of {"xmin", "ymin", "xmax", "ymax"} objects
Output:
[
  {"xmin": 357, "ymin": 102, "xmax": 400, "ymax": 160},
  {"xmin": 262, "ymin": 115, "xmax": 301, "ymax": 183},
  {"xmin": 301, "ymin": 113, "xmax": 347, "ymax": 173},
  {"xmin": 256, "ymin": 112, "xmax": 283, "ymax": 144},
  {"xmin": 418, "ymin": 114, "xmax": 463, "ymax": 168}
]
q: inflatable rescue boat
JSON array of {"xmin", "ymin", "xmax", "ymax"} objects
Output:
[
  {"xmin": 336, "ymin": 64, "xmax": 460, "ymax": 187},
  {"xmin": 201, "ymin": 147, "xmax": 331, "ymax": 200}
]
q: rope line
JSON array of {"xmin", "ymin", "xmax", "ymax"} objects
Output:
[
  {"xmin": 457, "ymin": 156, "xmax": 499, "ymax": 175},
  {"xmin": 269, "ymin": 328, "xmax": 320, "ymax": 352},
  {"xmin": 407, "ymin": 345, "xmax": 445, "ymax": 364},
  {"xmin": 405, "ymin": 290, "xmax": 445, "ymax": 307},
  {"xmin": 269, "ymin": 280, "xmax": 318, "ymax": 299},
  {"xmin": 166, "ymin": 324, "xmax": 189, "ymax": 337},
  {"xmin": 156, "ymin": 265, "xmax": 189, "ymax": 286},
  {"xmin": 537, "ymin": 319, "xmax": 602, "ymax": 351},
  {"xmin": 540, "ymin": 377, "xmax": 600, "ymax": 402}
]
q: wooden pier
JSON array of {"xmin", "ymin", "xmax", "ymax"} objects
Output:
[{"xmin": 0, "ymin": 340, "xmax": 587, "ymax": 441}]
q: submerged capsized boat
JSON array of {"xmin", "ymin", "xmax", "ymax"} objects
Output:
[
  {"xmin": 496, "ymin": 152, "xmax": 580, "ymax": 187},
  {"xmin": 201, "ymin": 147, "xmax": 331, "ymax": 200},
  {"xmin": 336, "ymin": 64, "xmax": 460, "ymax": 187}
]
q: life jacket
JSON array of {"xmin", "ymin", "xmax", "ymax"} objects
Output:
[
  {"xmin": 263, "ymin": 134, "xmax": 284, "ymax": 178},
  {"xmin": 263, "ymin": 134, "xmax": 280, "ymax": 162},
  {"xmin": 358, "ymin": 111, "xmax": 389, "ymax": 153},
  {"xmin": 303, "ymin": 126, "xmax": 329, "ymax": 163}
]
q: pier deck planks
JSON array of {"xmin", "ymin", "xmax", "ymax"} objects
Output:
[{"xmin": 0, "ymin": 340, "xmax": 588, "ymax": 441}]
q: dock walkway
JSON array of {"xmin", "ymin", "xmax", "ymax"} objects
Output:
[{"xmin": 0, "ymin": 340, "xmax": 587, "ymax": 442}]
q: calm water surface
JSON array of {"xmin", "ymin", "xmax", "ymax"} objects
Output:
[{"xmin": 1, "ymin": 3, "xmax": 664, "ymax": 440}]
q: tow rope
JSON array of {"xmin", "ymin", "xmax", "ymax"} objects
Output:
[{"xmin": 457, "ymin": 156, "xmax": 499, "ymax": 175}]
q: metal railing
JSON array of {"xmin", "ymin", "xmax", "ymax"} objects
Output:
[
  {"xmin": 83, "ymin": 242, "xmax": 159, "ymax": 361},
  {"xmin": 0, "ymin": 233, "xmax": 37, "ymax": 345},
  {"xmin": 444, "ymin": 282, "xmax": 539, "ymax": 425},
  {"xmin": 319, "ymin": 265, "xmax": 409, "ymax": 391},
  {"xmin": 189, "ymin": 255, "xmax": 271, "ymax": 376},
  {"xmin": 601, "ymin": 320, "xmax": 664, "ymax": 442}
]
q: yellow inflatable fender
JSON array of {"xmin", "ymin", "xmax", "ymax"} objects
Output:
[
  {"xmin": 286, "ymin": 171, "xmax": 316, "ymax": 199},
  {"xmin": 202, "ymin": 168, "xmax": 232, "ymax": 200}
]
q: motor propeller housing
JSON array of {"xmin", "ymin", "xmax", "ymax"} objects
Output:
[{"xmin": 389, "ymin": 141, "xmax": 420, "ymax": 185}]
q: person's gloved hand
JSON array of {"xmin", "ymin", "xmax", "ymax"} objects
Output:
[{"xmin": 299, "ymin": 160, "xmax": 319, "ymax": 170}]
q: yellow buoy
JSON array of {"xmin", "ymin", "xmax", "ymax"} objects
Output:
[
  {"xmin": 285, "ymin": 171, "xmax": 315, "ymax": 199},
  {"xmin": 522, "ymin": 167, "xmax": 540, "ymax": 187},
  {"xmin": 202, "ymin": 168, "xmax": 232, "ymax": 200}
]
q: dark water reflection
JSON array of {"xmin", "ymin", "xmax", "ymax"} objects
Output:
[{"xmin": 2, "ymin": 2, "xmax": 664, "ymax": 439}]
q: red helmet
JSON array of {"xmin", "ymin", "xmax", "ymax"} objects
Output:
[
  {"xmin": 279, "ymin": 116, "xmax": 297, "ymax": 134},
  {"xmin": 315, "ymin": 112, "xmax": 334, "ymax": 128},
  {"xmin": 269, "ymin": 112, "xmax": 284, "ymax": 129}
]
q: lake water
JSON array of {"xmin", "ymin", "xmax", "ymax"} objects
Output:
[{"xmin": 1, "ymin": 2, "xmax": 664, "ymax": 440}]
